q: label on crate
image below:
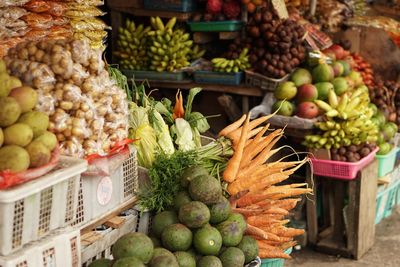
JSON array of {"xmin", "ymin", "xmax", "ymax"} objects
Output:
[{"xmin": 97, "ymin": 176, "xmax": 113, "ymax": 206}]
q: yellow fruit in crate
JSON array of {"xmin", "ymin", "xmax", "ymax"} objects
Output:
[
  {"xmin": 0, "ymin": 97, "xmax": 22, "ymax": 127},
  {"xmin": 0, "ymin": 128, "xmax": 3, "ymax": 147},
  {"xmin": 3, "ymin": 123, "xmax": 33, "ymax": 147},
  {"xmin": 26, "ymin": 141, "xmax": 51, "ymax": 168},
  {"xmin": 0, "ymin": 145, "xmax": 30, "ymax": 172},
  {"xmin": 18, "ymin": 111, "xmax": 49, "ymax": 138},
  {"xmin": 34, "ymin": 131, "xmax": 58, "ymax": 151},
  {"xmin": 9, "ymin": 86, "xmax": 38, "ymax": 113}
]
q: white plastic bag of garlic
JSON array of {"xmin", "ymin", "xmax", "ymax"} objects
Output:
[{"xmin": 5, "ymin": 39, "xmax": 129, "ymax": 158}]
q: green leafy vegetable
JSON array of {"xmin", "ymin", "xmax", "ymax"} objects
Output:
[
  {"xmin": 139, "ymin": 151, "xmax": 197, "ymax": 212},
  {"xmin": 150, "ymin": 110, "xmax": 175, "ymax": 155},
  {"xmin": 173, "ymin": 118, "xmax": 196, "ymax": 151},
  {"xmin": 128, "ymin": 102, "xmax": 158, "ymax": 168}
]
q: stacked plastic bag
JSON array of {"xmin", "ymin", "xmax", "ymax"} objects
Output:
[{"xmin": 0, "ymin": 0, "xmax": 108, "ymax": 57}]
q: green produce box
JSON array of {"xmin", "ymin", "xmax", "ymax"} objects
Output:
[
  {"xmin": 376, "ymin": 147, "xmax": 400, "ymax": 177},
  {"xmin": 193, "ymin": 71, "xmax": 243, "ymax": 85},
  {"xmin": 188, "ymin": 21, "xmax": 244, "ymax": 32},
  {"xmin": 375, "ymin": 179, "xmax": 400, "ymax": 224},
  {"xmin": 122, "ymin": 70, "xmax": 188, "ymax": 82}
]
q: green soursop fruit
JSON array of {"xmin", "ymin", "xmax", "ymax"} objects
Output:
[
  {"xmin": 189, "ymin": 175, "xmax": 222, "ymax": 204},
  {"xmin": 179, "ymin": 201, "xmax": 210, "ymax": 228},
  {"xmin": 112, "ymin": 233, "xmax": 154, "ymax": 263}
]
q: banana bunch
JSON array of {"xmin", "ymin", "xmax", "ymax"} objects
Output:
[
  {"xmin": 211, "ymin": 48, "xmax": 251, "ymax": 73},
  {"xmin": 147, "ymin": 17, "xmax": 194, "ymax": 72},
  {"xmin": 304, "ymin": 86, "xmax": 379, "ymax": 149},
  {"xmin": 114, "ymin": 19, "xmax": 151, "ymax": 70},
  {"xmin": 314, "ymin": 86, "xmax": 372, "ymax": 120},
  {"xmin": 190, "ymin": 44, "xmax": 206, "ymax": 61}
]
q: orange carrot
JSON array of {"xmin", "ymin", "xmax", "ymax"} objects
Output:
[
  {"xmin": 269, "ymin": 188, "xmax": 313, "ymax": 200},
  {"xmin": 236, "ymin": 192, "xmax": 280, "ymax": 207},
  {"xmin": 280, "ymin": 241, "xmax": 297, "ymax": 250},
  {"xmin": 240, "ymin": 128, "xmax": 282, "ymax": 169},
  {"xmin": 232, "ymin": 127, "xmax": 264, "ymax": 150},
  {"xmin": 270, "ymin": 227, "xmax": 305, "ymax": 237},
  {"xmin": 247, "ymin": 217, "xmax": 282, "ymax": 227},
  {"xmin": 218, "ymin": 114, "xmax": 246, "ymax": 137},
  {"xmin": 223, "ymin": 114, "xmax": 250, "ymax": 182},
  {"xmin": 172, "ymin": 90, "xmax": 185, "ymax": 120},
  {"xmin": 246, "ymin": 225, "xmax": 281, "ymax": 241},
  {"xmin": 259, "ymin": 248, "xmax": 292, "ymax": 259},
  {"xmin": 233, "ymin": 208, "xmax": 265, "ymax": 216},
  {"xmin": 227, "ymin": 114, "xmax": 275, "ymax": 141},
  {"xmin": 238, "ymin": 134, "xmax": 284, "ymax": 177}
]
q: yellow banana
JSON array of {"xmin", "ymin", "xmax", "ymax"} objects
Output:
[
  {"xmin": 328, "ymin": 90, "xmax": 339, "ymax": 108},
  {"xmin": 165, "ymin": 17, "xmax": 177, "ymax": 30},
  {"xmin": 315, "ymin": 100, "xmax": 333, "ymax": 112}
]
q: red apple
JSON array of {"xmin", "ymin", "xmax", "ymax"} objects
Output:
[
  {"xmin": 296, "ymin": 84, "xmax": 318, "ymax": 103},
  {"xmin": 329, "ymin": 44, "xmax": 345, "ymax": 60},
  {"xmin": 296, "ymin": 102, "xmax": 319, "ymax": 119}
]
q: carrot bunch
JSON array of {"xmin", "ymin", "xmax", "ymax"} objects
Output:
[{"xmin": 219, "ymin": 113, "xmax": 312, "ymax": 259}]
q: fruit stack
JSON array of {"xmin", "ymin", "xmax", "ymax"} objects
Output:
[
  {"xmin": 191, "ymin": 0, "xmax": 241, "ymax": 21},
  {"xmin": 244, "ymin": 7, "xmax": 306, "ymax": 78},
  {"xmin": 115, "ymin": 17, "xmax": 204, "ymax": 72},
  {"xmin": 370, "ymin": 79, "xmax": 399, "ymax": 124},
  {"xmin": 266, "ymin": 44, "xmax": 379, "ymax": 151},
  {"xmin": 88, "ymin": 166, "xmax": 259, "ymax": 267},
  {"xmin": 0, "ymin": 60, "xmax": 57, "ymax": 173},
  {"xmin": 211, "ymin": 48, "xmax": 250, "ymax": 73}
]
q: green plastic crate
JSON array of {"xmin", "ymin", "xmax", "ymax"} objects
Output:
[
  {"xmin": 376, "ymin": 147, "xmax": 400, "ymax": 177},
  {"xmin": 188, "ymin": 21, "xmax": 244, "ymax": 32},
  {"xmin": 144, "ymin": 0, "xmax": 196, "ymax": 12},
  {"xmin": 122, "ymin": 70, "xmax": 188, "ymax": 82},
  {"xmin": 261, "ymin": 248, "xmax": 292, "ymax": 267},
  {"xmin": 375, "ymin": 179, "xmax": 400, "ymax": 224},
  {"xmin": 193, "ymin": 71, "xmax": 243, "ymax": 85}
]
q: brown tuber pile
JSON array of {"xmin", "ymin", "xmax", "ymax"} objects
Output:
[
  {"xmin": 330, "ymin": 144, "xmax": 376, "ymax": 162},
  {"xmin": 242, "ymin": 7, "xmax": 306, "ymax": 78}
]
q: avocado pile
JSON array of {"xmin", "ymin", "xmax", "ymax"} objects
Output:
[{"xmin": 89, "ymin": 166, "xmax": 259, "ymax": 267}]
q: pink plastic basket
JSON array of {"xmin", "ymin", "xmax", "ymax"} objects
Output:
[{"xmin": 310, "ymin": 147, "xmax": 379, "ymax": 180}]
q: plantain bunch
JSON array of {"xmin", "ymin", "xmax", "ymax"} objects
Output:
[
  {"xmin": 304, "ymin": 86, "xmax": 379, "ymax": 149},
  {"xmin": 211, "ymin": 48, "xmax": 251, "ymax": 73},
  {"xmin": 147, "ymin": 17, "xmax": 200, "ymax": 72},
  {"xmin": 114, "ymin": 19, "xmax": 151, "ymax": 70}
]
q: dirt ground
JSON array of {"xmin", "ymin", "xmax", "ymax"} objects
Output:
[{"xmin": 286, "ymin": 206, "xmax": 400, "ymax": 267}]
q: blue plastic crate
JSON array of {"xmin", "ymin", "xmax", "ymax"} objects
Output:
[
  {"xmin": 193, "ymin": 71, "xmax": 243, "ymax": 85},
  {"xmin": 375, "ymin": 179, "xmax": 400, "ymax": 224},
  {"xmin": 144, "ymin": 0, "xmax": 196, "ymax": 12}
]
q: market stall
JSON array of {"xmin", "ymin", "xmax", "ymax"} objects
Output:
[{"xmin": 0, "ymin": 0, "xmax": 400, "ymax": 266}]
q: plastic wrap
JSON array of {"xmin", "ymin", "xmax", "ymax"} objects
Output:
[
  {"xmin": 70, "ymin": 17, "xmax": 110, "ymax": 31},
  {"xmin": 5, "ymin": 58, "xmax": 57, "ymax": 90},
  {"xmin": 24, "ymin": 0, "xmax": 67, "ymax": 16},
  {"xmin": 0, "ymin": 147, "xmax": 60, "ymax": 189},
  {"xmin": 85, "ymin": 139, "xmax": 133, "ymax": 177},
  {"xmin": 22, "ymin": 13, "xmax": 54, "ymax": 29},
  {"xmin": 250, "ymin": 92, "xmax": 319, "ymax": 129},
  {"xmin": 65, "ymin": 6, "xmax": 105, "ymax": 18},
  {"xmin": 6, "ymin": 39, "xmax": 129, "ymax": 158},
  {"xmin": 0, "ymin": 0, "xmax": 30, "ymax": 8},
  {"xmin": 0, "ymin": 26, "xmax": 29, "ymax": 39},
  {"xmin": 0, "ymin": 6, "xmax": 28, "ymax": 20}
]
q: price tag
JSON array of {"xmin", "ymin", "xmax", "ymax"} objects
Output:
[
  {"xmin": 97, "ymin": 176, "xmax": 113, "ymax": 206},
  {"xmin": 271, "ymin": 0, "xmax": 289, "ymax": 19}
]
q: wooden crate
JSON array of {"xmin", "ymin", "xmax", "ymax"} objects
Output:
[{"xmin": 306, "ymin": 160, "xmax": 378, "ymax": 259}]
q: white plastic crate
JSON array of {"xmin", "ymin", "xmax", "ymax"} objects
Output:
[
  {"xmin": 0, "ymin": 228, "xmax": 81, "ymax": 267},
  {"xmin": 0, "ymin": 157, "xmax": 87, "ymax": 256},
  {"xmin": 81, "ymin": 209, "xmax": 152, "ymax": 267},
  {"xmin": 73, "ymin": 145, "xmax": 138, "ymax": 227}
]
